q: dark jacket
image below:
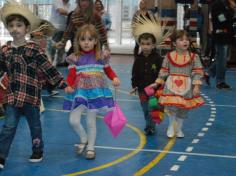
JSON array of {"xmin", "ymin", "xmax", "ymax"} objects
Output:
[
  {"xmin": 131, "ymin": 49, "xmax": 163, "ymax": 92},
  {"xmin": 211, "ymin": 0, "xmax": 234, "ymax": 44}
]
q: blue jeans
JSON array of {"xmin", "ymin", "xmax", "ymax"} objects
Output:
[
  {"xmin": 138, "ymin": 92, "xmax": 155, "ymax": 130},
  {"xmin": 208, "ymin": 43, "xmax": 231, "ymax": 84},
  {"xmin": 0, "ymin": 104, "xmax": 43, "ymax": 159}
]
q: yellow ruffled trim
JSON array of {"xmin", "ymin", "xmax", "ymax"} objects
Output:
[{"xmin": 159, "ymin": 95, "xmax": 204, "ymax": 109}]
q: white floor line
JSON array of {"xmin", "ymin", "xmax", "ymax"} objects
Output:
[
  {"xmin": 94, "ymin": 145, "xmax": 236, "ymax": 159},
  {"xmin": 178, "ymin": 155, "xmax": 187, "ymax": 161},
  {"xmin": 210, "ymin": 114, "xmax": 216, "ymax": 118},
  {"xmin": 197, "ymin": 133, "xmax": 205, "ymax": 137},
  {"xmin": 208, "ymin": 118, "xmax": 215, "ymax": 122},
  {"xmin": 202, "ymin": 127, "xmax": 209, "ymax": 132},
  {"xmin": 206, "ymin": 122, "xmax": 213, "ymax": 126},
  {"xmin": 185, "ymin": 147, "xmax": 194, "ymax": 152},
  {"xmin": 191, "ymin": 139, "xmax": 199, "ymax": 144},
  {"xmin": 170, "ymin": 165, "xmax": 179, "ymax": 171}
]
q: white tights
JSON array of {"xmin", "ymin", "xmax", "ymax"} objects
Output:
[{"xmin": 69, "ymin": 107, "xmax": 97, "ymax": 151}]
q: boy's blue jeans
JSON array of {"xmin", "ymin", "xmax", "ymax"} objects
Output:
[
  {"xmin": 138, "ymin": 92, "xmax": 155, "ymax": 130},
  {"xmin": 0, "ymin": 104, "xmax": 43, "ymax": 159}
]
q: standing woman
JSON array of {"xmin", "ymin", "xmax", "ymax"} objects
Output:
[
  {"xmin": 94, "ymin": 0, "xmax": 112, "ymax": 31},
  {"xmin": 58, "ymin": 0, "xmax": 110, "ymax": 59}
]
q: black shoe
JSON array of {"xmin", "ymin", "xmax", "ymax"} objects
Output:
[
  {"xmin": 144, "ymin": 127, "xmax": 155, "ymax": 136},
  {"xmin": 0, "ymin": 157, "xmax": 5, "ymax": 169},
  {"xmin": 29, "ymin": 152, "xmax": 43, "ymax": 162},
  {"xmin": 216, "ymin": 82, "xmax": 231, "ymax": 90}
]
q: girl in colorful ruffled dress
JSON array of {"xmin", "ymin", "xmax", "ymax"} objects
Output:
[
  {"xmin": 154, "ymin": 30, "xmax": 205, "ymax": 138},
  {"xmin": 63, "ymin": 24, "xmax": 120, "ymax": 159}
]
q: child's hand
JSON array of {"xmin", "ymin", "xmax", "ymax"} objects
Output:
[
  {"xmin": 112, "ymin": 77, "xmax": 120, "ymax": 87},
  {"xmin": 102, "ymin": 48, "xmax": 110, "ymax": 59},
  {"xmin": 65, "ymin": 86, "xmax": 74, "ymax": 93},
  {"xmin": 129, "ymin": 87, "xmax": 137, "ymax": 95},
  {"xmin": 149, "ymin": 83, "xmax": 158, "ymax": 88},
  {"xmin": 0, "ymin": 73, "xmax": 9, "ymax": 90},
  {"xmin": 193, "ymin": 85, "xmax": 200, "ymax": 96}
]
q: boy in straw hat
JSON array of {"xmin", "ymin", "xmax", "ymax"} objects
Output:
[
  {"xmin": 0, "ymin": 0, "xmax": 67, "ymax": 169},
  {"xmin": 131, "ymin": 16, "xmax": 173, "ymax": 135}
]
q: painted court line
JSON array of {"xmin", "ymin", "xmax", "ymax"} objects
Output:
[
  {"xmin": 197, "ymin": 133, "xmax": 205, "ymax": 137},
  {"xmin": 208, "ymin": 118, "xmax": 215, "ymax": 122},
  {"xmin": 192, "ymin": 139, "xmax": 199, "ymax": 144},
  {"xmin": 206, "ymin": 122, "xmax": 212, "ymax": 126},
  {"xmin": 202, "ymin": 127, "xmax": 209, "ymax": 132},
  {"xmin": 185, "ymin": 147, "xmax": 194, "ymax": 152},
  {"xmin": 94, "ymin": 146, "xmax": 236, "ymax": 159},
  {"xmin": 170, "ymin": 165, "xmax": 179, "ymax": 171},
  {"xmin": 178, "ymin": 155, "xmax": 187, "ymax": 161}
]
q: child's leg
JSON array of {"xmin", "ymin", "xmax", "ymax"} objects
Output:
[
  {"xmin": 86, "ymin": 110, "xmax": 97, "ymax": 151},
  {"xmin": 24, "ymin": 105, "xmax": 44, "ymax": 155},
  {"xmin": 165, "ymin": 107, "xmax": 176, "ymax": 138},
  {"xmin": 167, "ymin": 115, "xmax": 175, "ymax": 138},
  {"xmin": 175, "ymin": 109, "xmax": 188, "ymax": 138},
  {"xmin": 176, "ymin": 118, "xmax": 184, "ymax": 138},
  {"xmin": 69, "ymin": 107, "xmax": 87, "ymax": 144},
  {"xmin": 138, "ymin": 92, "xmax": 155, "ymax": 134},
  {"xmin": 0, "ymin": 105, "xmax": 21, "ymax": 159}
]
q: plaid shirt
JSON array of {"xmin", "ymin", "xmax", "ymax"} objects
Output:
[{"xmin": 0, "ymin": 41, "xmax": 65, "ymax": 107}]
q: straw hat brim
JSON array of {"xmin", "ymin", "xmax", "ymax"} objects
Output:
[
  {"xmin": 31, "ymin": 19, "xmax": 56, "ymax": 37},
  {"xmin": 0, "ymin": 3, "xmax": 41, "ymax": 32}
]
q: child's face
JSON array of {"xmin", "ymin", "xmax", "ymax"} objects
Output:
[
  {"xmin": 79, "ymin": 31, "xmax": 97, "ymax": 52},
  {"xmin": 95, "ymin": 2, "xmax": 103, "ymax": 11},
  {"xmin": 7, "ymin": 19, "xmax": 29, "ymax": 40},
  {"xmin": 139, "ymin": 38, "xmax": 155, "ymax": 56},
  {"xmin": 174, "ymin": 35, "xmax": 190, "ymax": 52},
  {"xmin": 79, "ymin": 0, "xmax": 90, "ymax": 9}
]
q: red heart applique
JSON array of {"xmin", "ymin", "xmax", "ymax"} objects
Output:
[{"xmin": 174, "ymin": 80, "xmax": 183, "ymax": 87}]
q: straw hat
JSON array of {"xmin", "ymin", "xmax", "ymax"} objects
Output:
[
  {"xmin": 31, "ymin": 19, "xmax": 56, "ymax": 37},
  {"xmin": 0, "ymin": 0, "xmax": 41, "ymax": 32},
  {"xmin": 132, "ymin": 15, "xmax": 174, "ymax": 47}
]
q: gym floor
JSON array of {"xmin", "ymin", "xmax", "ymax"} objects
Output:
[{"xmin": 0, "ymin": 55, "xmax": 236, "ymax": 176}]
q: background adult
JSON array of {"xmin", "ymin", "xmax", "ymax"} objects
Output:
[
  {"xmin": 208, "ymin": 0, "xmax": 235, "ymax": 89},
  {"xmin": 58, "ymin": 0, "xmax": 110, "ymax": 59},
  {"xmin": 94, "ymin": 0, "xmax": 112, "ymax": 31},
  {"xmin": 48, "ymin": 0, "xmax": 72, "ymax": 66}
]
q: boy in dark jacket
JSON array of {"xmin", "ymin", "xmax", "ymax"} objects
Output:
[{"xmin": 131, "ymin": 33, "xmax": 163, "ymax": 135}]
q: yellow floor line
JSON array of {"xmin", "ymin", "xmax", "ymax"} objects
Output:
[
  {"xmin": 63, "ymin": 123, "xmax": 146, "ymax": 176},
  {"xmin": 134, "ymin": 137, "xmax": 176, "ymax": 176}
]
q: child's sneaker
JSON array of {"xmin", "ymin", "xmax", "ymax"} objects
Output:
[
  {"xmin": 0, "ymin": 157, "xmax": 5, "ymax": 169},
  {"xmin": 29, "ymin": 152, "xmax": 43, "ymax": 162},
  {"xmin": 144, "ymin": 127, "xmax": 155, "ymax": 136}
]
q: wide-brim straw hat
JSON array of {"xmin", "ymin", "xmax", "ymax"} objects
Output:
[
  {"xmin": 31, "ymin": 19, "xmax": 56, "ymax": 37},
  {"xmin": 0, "ymin": 0, "xmax": 41, "ymax": 32},
  {"xmin": 132, "ymin": 15, "xmax": 174, "ymax": 47}
]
